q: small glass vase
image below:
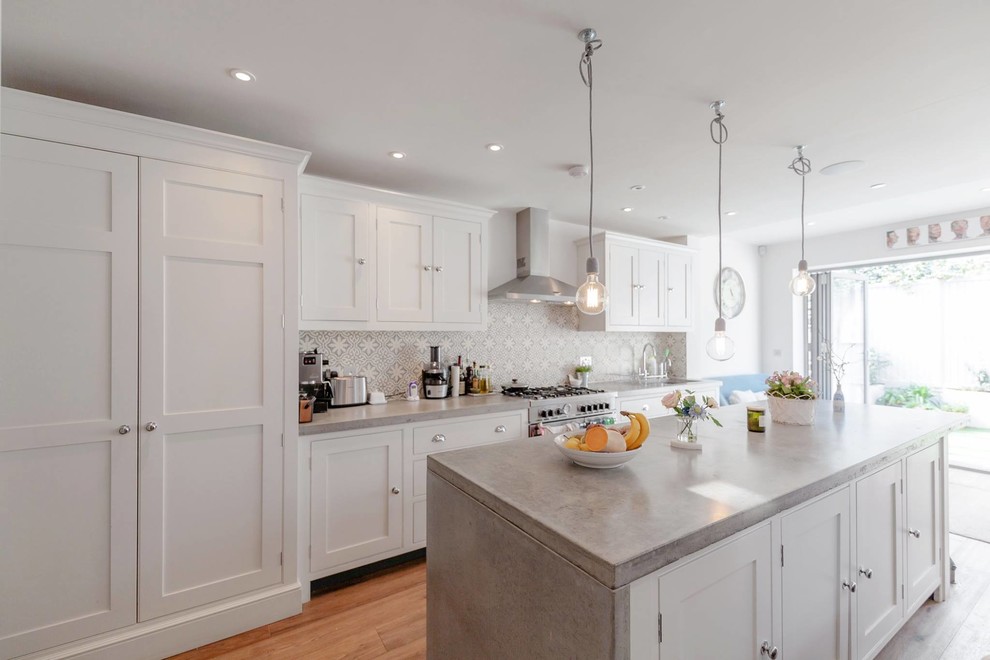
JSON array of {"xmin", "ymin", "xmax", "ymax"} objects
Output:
[
  {"xmin": 677, "ymin": 416, "xmax": 699, "ymax": 443},
  {"xmin": 833, "ymin": 382, "xmax": 845, "ymax": 413}
]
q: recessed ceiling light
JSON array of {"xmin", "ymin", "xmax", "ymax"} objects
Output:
[
  {"xmin": 725, "ymin": 211, "xmax": 737, "ymax": 216},
  {"xmin": 870, "ymin": 183, "xmax": 887, "ymax": 189},
  {"xmin": 388, "ymin": 151, "xmax": 406, "ymax": 159},
  {"xmin": 819, "ymin": 160, "xmax": 866, "ymax": 176},
  {"xmin": 982, "ymin": 186, "xmax": 990, "ymax": 192},
  {"xmin": 486, "ymin": 143, "xmax": 504, "ymax": 152},
  {"xmin": 657, "ymin": 216, "xmax": 668, "ymax": 221},
  {"xmin": 630, "ymin": 185, "xmax": 646, "ymax": 191},
  {"xmin": 228, "ymin": 69, "xmax": 256, "ymax": 82},
  {"xmin": 622, "ymin": 207, "xmax": 633, "ymax": 213}
]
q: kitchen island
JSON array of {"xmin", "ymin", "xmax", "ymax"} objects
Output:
[{"xmin": 426, "ymin": 402, "xmax": 965, "ymax": 659}]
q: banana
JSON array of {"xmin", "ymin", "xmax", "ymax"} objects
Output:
[
  {"xmin": 627, "ymin": 412, "xmax": 651, "ymax": 450},
  {"xmin": 619, "ymin": 410, "xmax": 641, "ymax": 450}
]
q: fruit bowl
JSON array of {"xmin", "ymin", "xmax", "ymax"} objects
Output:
[{"xmin": 553, "ymin": 433, "xmax": 642, "ymax": 469}]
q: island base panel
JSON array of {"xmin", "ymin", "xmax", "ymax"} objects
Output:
[{"xmin": 427, "ymin": 472, "xmax": 630, "ymax": 659}]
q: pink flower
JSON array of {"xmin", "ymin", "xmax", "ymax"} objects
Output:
[
  {"xmin": 661, "ymin": 390, "xmax": 681, "ymax": 409},
  {"xmin": 705, "ymin": 396, "xmax": 718, "ymax": 409}
]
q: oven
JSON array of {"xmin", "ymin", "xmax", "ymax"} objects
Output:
[{"xmin": 502, "ymin": 386, "xmax": 619, "ymax": 437}]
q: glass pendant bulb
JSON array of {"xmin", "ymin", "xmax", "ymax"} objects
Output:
[
  {"xmin": 706, "ymin": 317, "xmax": 735, "ymax": 361},
  {"xmin": 789, "ymin": 259, "xmax": 816, "ymax": 296},
  {"xmin": 576, "ymin": 257, "xmax": 607, "ymax": 315}
]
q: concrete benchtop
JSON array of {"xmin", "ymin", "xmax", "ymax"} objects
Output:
[
  {"xmin": 299, "ymin": 395, "xmax": 530, "ymax": 435},
  {"xmin": 590, "ymin": 377, "xmax": 721, "ymax": 399},
  {"xmin": 427, "ymin": 402, "xmax": 965, "ymax": 589}
]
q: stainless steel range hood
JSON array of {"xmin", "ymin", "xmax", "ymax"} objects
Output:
[{"xmin": 488, "ymin": 208, "xmax": 578, "ymax": 304}]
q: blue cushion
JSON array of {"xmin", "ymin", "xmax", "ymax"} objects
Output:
[{"xmin": 711, "ymin": 374, "xmax": 770, "ymax": 406}]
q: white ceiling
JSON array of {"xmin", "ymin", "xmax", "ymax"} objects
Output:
[{"xmin": 4, "ymin": 0, "xmax": 990, "ymax": 244}]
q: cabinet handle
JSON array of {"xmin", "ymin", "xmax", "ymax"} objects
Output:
[
  {"xmin": 494, "ymin": 425, "xmax": 506, "ymax": 433},
  {"xmin": 357, "ymin": 257, "xmax": 367, "ymax": 265},
  {"xmin": 118, "ymin": 425, "xmax": 131, "ymax": 435},
  {"xmin": 842, "ymin": 580, "xmax": 857, "ymax": 593},
  {"xmin": 145, "ymin": 421, "xmax": 158, "ymax": 432},
  {"xmin": 435, "ymin": 265, "xmax": 444, "ymax": 272},
  {"xmin": 909, "ymin": 528, "xmax": 921, "ymax": 538},
  {"xmin": 642, "ymin": 404, "xmax": 650, "ymax": 412},
  {"xmin": 391, "ymin": 487, "xmax": 400, "ymax": 495},
  {"xmin": 859, "ymin": 566, "xmax": 873, "ymax": 579},
  {"xmin": 760, "ymin": 641, "xmax": 779, "ymax": 659},
  {"xmin": 667, "ymin": 287, "xmax": 674, "ymax": 292},
  {"xmin": 424, "ymin": 265, "xmax": 432, "ymax": 271},
  {"xmin": 432, "ymin": 433, "xmax": 446, "ymax": 443}
]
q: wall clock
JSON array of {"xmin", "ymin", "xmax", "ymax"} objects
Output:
[{"xmin": 713, "ymin": 267, "xmax": 745, "ymax": 319}]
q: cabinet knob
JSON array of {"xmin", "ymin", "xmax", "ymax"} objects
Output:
[
  {"xmin": 842, "ymin": 580, "xmax": 857, "ymax": 593},
  {"xmin": 118, "ymin": 425, "xmax": 131, "ymax": 435},
  {"xmin": 145, "ymin": 421, "xmax": 158, "ymax": 432},
  {"xmin": 357, "ymin": 257, "xmax": 367, "ymax": 265},
  {"xmin": 909, "ymin": 528, "xmax": 921, "ymax": 538},
  {"xmin": 494, "ymin": 425, "xmax": 506, "ymax": 433},
  {"xmin": 424, "ymin": 265, "xmax": 433, "ymax": 271},
  {"xmin": 432, "ymin": 433, "xmax": 446, "ymax": 443},
  {"xmin": 642, "ymin": 404, "xmax": 650, "ymax": 412},
  {"xmin": 859, "ymin": 566, "xmax": 873, "ymax": 579},
  {"xmin": 760, "ymin": 641, "xmax": 778, "ymax": 659},
  {"xmin": 667, "ymin": 287, "xmax": 674, "ymax": 292},
  {"xmin": 435, "ymin": 265, "xmax": 444, "ymax": 272},
  {"xmin": 391, "ymin": 487, "xmax": 400, "ymax": 495}
]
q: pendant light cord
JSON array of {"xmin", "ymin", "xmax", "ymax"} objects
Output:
[
  {"xmin": 580, "ymin": 39, "xmax": 601, "ymax": 261},
  {"xmin": 710, "ymin": 107, "xmax": 728, "ymax": 320},
  {"xmin": 789, "ymin": 149, "xmax": 812, "ymax": 261}
]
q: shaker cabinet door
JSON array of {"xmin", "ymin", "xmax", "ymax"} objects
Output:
[
  {"xmin": 905, "ymin": 444, "xmax": 942, "ymax": 611},
  {"xmin": 666, "ymin": 251, "xmax": 693, "ymax": 327},
  {"xmin": 138, "ymin": 159, "xmax": 284, "ymax": 621},
  {"xmin": 300, "ymin": 194, "xmax": 370, "ymax": 322},
  {"xmin": 0, "ymin": 135, "xmax": 139, "ymax": 658},
  {"xmin": 607, "ymin": 242, "xmax": 639, "ymax": 326},
  {"xmin": 638, "ymin": 248, "xmax": 667, "ymax": 327},
  {"xmin": 432, "ymin": 216, "xmax": 483, "ymax": 324},
  {"xmin": 377, "ymin": 207, "xmax": 432, "ymax": 322}
]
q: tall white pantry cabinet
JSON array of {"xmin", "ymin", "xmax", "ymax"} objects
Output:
[{"xmin": 0, "ymin": 88, "xmax": 309, "ymax": 659}]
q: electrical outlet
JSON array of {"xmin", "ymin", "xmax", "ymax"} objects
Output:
[{"xmin": 579, "ymin": 356, "xmax": 593, "ymax": 367}]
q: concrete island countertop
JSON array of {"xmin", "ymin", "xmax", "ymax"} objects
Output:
[
  {"xmin": 427, "ymin": 402, "xmax": 965, "ymax": 590},
  {"xmin": 299, "ymin": 394, "xmax": 530, "ymax": 435}
]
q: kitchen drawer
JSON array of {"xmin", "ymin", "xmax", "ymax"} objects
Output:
[
  {"xmin": 412, "ymin": 412, "xmax": 523, "ymax": 455},
  {"xmin": 617, "ymin": 394, "xmax": 672, "ymax": 419}
]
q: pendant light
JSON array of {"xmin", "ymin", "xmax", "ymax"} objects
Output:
[
  {"xmin": 788, "ymin": 145, "xmax": 816, "ymax": 296},
  {"xmin": 575, "ymin": 28, "xmax": 607, "ymax": 315},
  {"xmin": 706, "ymin": 101, "xmax": 735, "ymax": 362}
]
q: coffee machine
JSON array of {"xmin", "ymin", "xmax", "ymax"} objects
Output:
[
  {"xmin": 422, "ymin": 346, "xmax": 449, "ymax": 399},
  {"xmin": 299, "ymin": 350, "xmax": 333, "ymax": 413}
]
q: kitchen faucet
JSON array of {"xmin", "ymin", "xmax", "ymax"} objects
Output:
[{"xmin": 641, "ymin": 342, "xmax": 657, "ymax": 378}]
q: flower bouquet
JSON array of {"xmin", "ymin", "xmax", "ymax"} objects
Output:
[
  {"xmin": 765, "ymin": 371, "xmax": 818, "ymax": 425},
  {"xmin": 661, "ymin": 389, "xmax": 722, "ymax": 448}
]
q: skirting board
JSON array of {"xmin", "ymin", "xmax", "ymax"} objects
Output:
[{"xmin": 16, "ymin": 584, "xmax": 301, "ymax": 660}]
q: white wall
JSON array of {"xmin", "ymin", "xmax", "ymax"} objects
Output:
[
  {"xmin": 686, "ymin": 235, "xmax": 763, "ymax": 379},
  {"xmin": 760, "ymin": 206, "xmax": 990, "ymax": 374}
]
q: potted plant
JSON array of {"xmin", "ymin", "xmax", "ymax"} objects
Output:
[
  {"xmin": 575, "ymin": 364, "xmax": 592, "ymax": 388},
  {"xmin": 765, "ymin": 371, "xmax": 818, "ymax": 425},
  {"xmin": 661, "ymin": 389, "xmax": 722, "ymax": 447}
]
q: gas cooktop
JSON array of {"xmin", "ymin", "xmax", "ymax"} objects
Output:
[{"xmin": 502, "ymin": 385, "xmax": 605, "ymax": 400}]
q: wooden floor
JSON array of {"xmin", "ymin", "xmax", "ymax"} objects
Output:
[
  {"xmin": 169, "ymin": 558, "xmax": 426, "ymax": 660},
  {"xmin": 173, "ymin": 537, "xmax": 990, "ymax": 660}
]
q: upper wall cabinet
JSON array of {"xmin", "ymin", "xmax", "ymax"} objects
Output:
[
  {"xmin": 575, "ymin": 232, "xmax": 695, "ymax": 332},
  {"xmin": 298, "ymin": 176, "xmax": 492, "ymax": 331}
]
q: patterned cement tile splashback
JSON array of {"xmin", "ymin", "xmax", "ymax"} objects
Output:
[{"xmin": 300, "ymin": 302, "xmax": 686, "ymax": 396}]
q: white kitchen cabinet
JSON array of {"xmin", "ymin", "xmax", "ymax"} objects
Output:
[
  {"xmin": 300, "ymin": 194, "xmax": 371, "ymax": 322},
  {"xmin": 781, "ymin": 487, "xmax": 851, "ymax": 660},
  {"xmin": 576, "ymin": 232, "xmax": 695, "ymax": 332},
  {"xmin": 854, "ymin": 462, "xmax": 904, "ymax": 660},
  {"xmin": 138, "ymin": 160, "xmax": 285, "ymax": 620},
  {"xmin": 0, "ymin": 135, "xmax": 139, "ymax": 658},
  {"xmin": 1, "ymin": 88, "xmax": 305, "ymax": 660},
  {"xmin": 298, "ymin": 175, "xmax": 491, "ymax": 330},
  {"xmin": 310, "ymin": 430, "xmax": 404, "ymax": 574},
  {"xmin": 654, "ymin": 524, "xmax": 774, "ymax": 660},
  {"xmin": 904, "ymin": 444, "xmax": 942, "ymax": 611}
]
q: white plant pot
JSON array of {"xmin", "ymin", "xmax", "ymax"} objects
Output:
[{"xmin": 767, "ymin": 396, "xmax": 816, "ymax": 425}]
